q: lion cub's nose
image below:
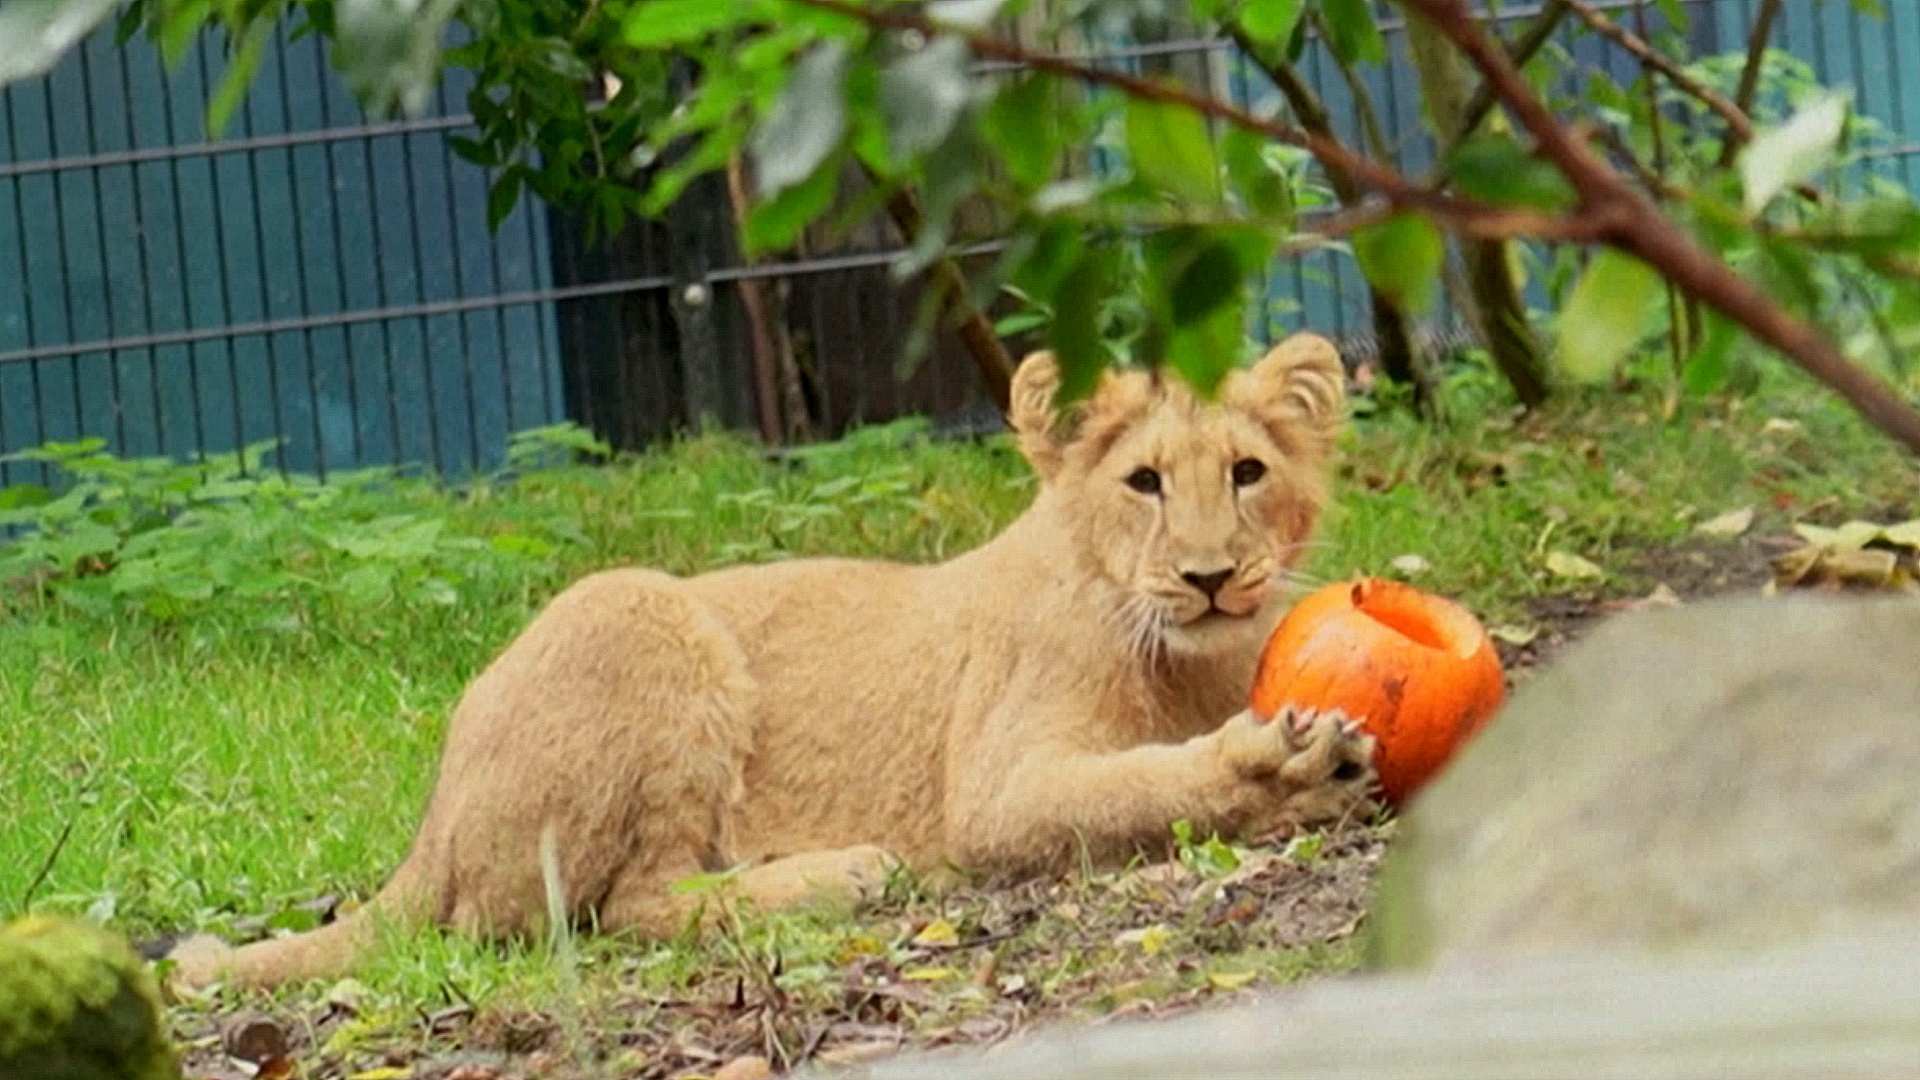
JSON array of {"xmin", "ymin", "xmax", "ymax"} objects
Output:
[{"xmin": 1181, "ymin": 568, "xmax": 1234, "ymax": 598}]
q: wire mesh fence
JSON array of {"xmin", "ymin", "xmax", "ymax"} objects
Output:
[{"xmin": 0, "ymin": 0, "xmax": 1914, "ymax": 486}]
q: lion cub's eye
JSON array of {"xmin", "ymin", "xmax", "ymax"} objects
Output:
[
  {"xmin": 1231, "ymin": 458, "xmax": 1268, "ymax": 487},
  {"xmin": 1125, "ymin": 467, "xmax": 1163, "ymax": 495}
]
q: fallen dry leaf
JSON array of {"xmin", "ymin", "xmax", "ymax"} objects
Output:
[
  {"xmin": 815, "ymin": 1040, "xmax": 901, "ymax": 1066},
  {"xmin": 911, "ymin": 919, "xmax": 958, "ymax": 947},
  {"xmin": 1694, "ymin": 506, "xmax": 1754, "ymax": 539},
  {"xmin": 1489, "ymin": 624, "xmax": 1539, "ymax": 647},
  {"xmin": 220, "ymin": 1012, "xmax": 288, "ymax": 1064},
  {"xmin": 1635, "ymin": 583, "xmax": 1682, "ymax": 610},
  {"xmin": 900, "ymin": 966, "xmax": 961, "ymax": 981},
  {"xmin": 714, "ymin": 1055, "xmax": 774, "ymax": 1080},
  {"xmin": 1884, "ymin": 520, "xmax": 1920, "ymax": 549},
  {"xmin": 1793, "ymin": 520, "xmax": 1886, "ymax": 551},
  {"xmin": 1389, "ymin": 554, "xmax": 1430, "ymax": 575},
  {"xmin": 1774, "ymin": 545, "xmax": 1904, "ymax": 590},
  {"xmin": 1544, "ymin": 550, "xmax": 1605, "ymax": 581},
  {"xmin": 1207, "ymin": 971, "xmax": 1258, "ymax": 991}
]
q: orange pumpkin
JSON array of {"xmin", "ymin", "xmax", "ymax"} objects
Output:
[{"xmin": 1250, "ymin": 578, "xmax": 1504, "ymax": 804}]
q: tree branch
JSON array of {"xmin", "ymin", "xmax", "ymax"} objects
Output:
[
  {"xmin": 1397, "ymin": 0, "xmax": 1920, "ymax": 456},
  {"xmin": 783, "ymin": 0, "xmax": 1920, "ymax": 455},
  {"xmin": 1230, "ymin": 26, "xmax": 1434, "ymax": 403},
  {"xmin": 1562, "ymin": 0, "xmax": 1752, "ymax": 146},
  {"xmin": 792, "ymin": 0, "xmax": 1614, "ymax": 243},
  {"xmin": 1443, "ymin": 0, "xmax": 1570, "ymax": 156}
]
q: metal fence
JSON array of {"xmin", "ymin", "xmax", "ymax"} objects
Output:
[{"xmin": 0, "ymin": 0, "xmax": 1914, "ymax": 485}]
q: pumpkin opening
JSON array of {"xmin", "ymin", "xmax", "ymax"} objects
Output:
[{"xmin": 1353, "ymin": 581, "xmax": 1482, "ymax": 658}]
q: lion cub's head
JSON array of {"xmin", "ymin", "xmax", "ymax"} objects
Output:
[{"xmin": 1009, "ymin": 335, "xmax": 1345, "ymax": 655}]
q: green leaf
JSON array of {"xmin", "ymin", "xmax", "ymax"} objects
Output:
[
  {"xmin": 1238, "ymin": 0, "xmax": 1306, "ymax": 45},
  {"xmin": 742, "ymin": 155, "xmax": 840, "ymax": 252},
  {"xmin": 1653, "ymin": 0, "xmax": 1688, "ymax": 30},
  {"xmin": 448, "ymin": 135, "xmax": 498, "ymax": 167},
  {"xmin": 1051, "ymin": 245, "xmax": 1120, "ymax": 403},
  {"xmin": 1683, "ymin": 308, "xmax": 1738, "ymax": 394},
  {"xmin": 1351, "ymin": 212, "xmax": 1443, "ymax": 314},
  {"xmin": 1168, "ymin": 239, "xmax": 1246, "ymax": 330},
  {"xmin": 752, "ymin": 41, "xmax": 851, "ymax": 197},
  {"xmin": 986, "ymin": 74, "xmax": 1061, "ymax": 190},
  {"xmin": 1224, "ymin": 128, "xmax": 1294, "ymax": 224},
  {"xmin": 1167, "ymin": 233, "xmax": 1256, "ymax": 399},
  {"xmin": 487, "ymin": 166, "xmax": 524, "ymax": 230},
  {"xmin": 624, "ymin": 0, "xmax": 749, "ymax": 47},
  {"xmin": 1445, "ymin": 137, "xmax": 1576, "ymax": 212},
  {"xmin": 1007, "ymin": 216, "xmax": 1084, "ymax": 299},
  {"xmin": 1125, "ymin": 97, "xmax": 1221, "ymax": 205},
  {"xmin": 1556, "ymin": 248, "xmax": 1662, "ymax": 382},
  {"xmin": 880, "ymin": 37, "xmax": 972, "ymax": 161},
  {"xmin": 1319, "ymin": 0, "xmax": 1387, "ymax": 66},
  {"xmin": 206, "ymin": 20, "xmax": 272, "ymax": 138},
  {"xmin": 1741, "ymin": 89, "xmax": 1850, "ymax": 214},
  {"xmin": 0, "ymin": 483, "xmax": 51, "ymax": 511}
]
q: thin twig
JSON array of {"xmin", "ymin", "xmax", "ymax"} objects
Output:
[
  {"xmin": 1562, "ymin": 0, "xmax": 1752, "ymax": 145},
  {"xmin": 1718, "ymin": 0, "xmax": 1783, "ymax": 167},
  {"xmin": 21, "ymin": 816, "xmax": 78, "ymax": 911},
  {"xmin": 793, "ymin": 0, "xmax": 1614, "ymax": 243},
  {"xmin": 1310, "ymin": 8, "xmax": 1395, "ymax": 160},
  {"xmin": 1229, "ymin": 26, "xmax": 1434, "ymax": 406},
  {"xmin": 725, "ymin": 154, "xmax": 791, "ymax": 443},
  {"xmin": 1444, "ymin": 0, "xmax": 1571, "ymax": 155},
  {"xmin": 783, "ymin": 0, "xmax": 1920, "ymax": 456},
  {"xmin": 876, "ymin": 180, "xmax": 1017, "ymax": 410}
]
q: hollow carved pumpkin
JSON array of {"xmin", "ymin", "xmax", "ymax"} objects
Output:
[{"xmin": 1250, "ymin": 578, "xmax": 1505, "ymax": 804}]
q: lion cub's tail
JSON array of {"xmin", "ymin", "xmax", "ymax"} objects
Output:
[{"xmin": 168, "ymin": 851, "xmax": 433, "ymax": 990}]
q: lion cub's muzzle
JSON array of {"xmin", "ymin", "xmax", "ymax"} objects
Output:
[{"xmin": 1170, "ymin": 564, "xmax": 1270, "ymax": 624}]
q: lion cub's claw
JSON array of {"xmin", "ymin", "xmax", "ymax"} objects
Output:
[{"xmin": 1219, "ymin": 707, "xmax": 1364, "ymax": 779}]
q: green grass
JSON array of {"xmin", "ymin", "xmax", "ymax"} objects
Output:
[{"xmin": 0, "ymin": 377, "xmax": 1914, "ymax": 1073}]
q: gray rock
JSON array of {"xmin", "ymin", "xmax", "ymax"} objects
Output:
[{"xmin": 1369, "ymin": 594, "xmax": 1920, "ymax": 969}]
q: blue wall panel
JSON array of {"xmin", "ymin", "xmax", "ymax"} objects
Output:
[{"xmin": 0, "ymin": 18, "xmax": 564, "ymax": 483}]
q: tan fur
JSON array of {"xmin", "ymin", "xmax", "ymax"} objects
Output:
[{"xmin": 170, "ymin": 334, "xmax": 1374, "ymax": 988}]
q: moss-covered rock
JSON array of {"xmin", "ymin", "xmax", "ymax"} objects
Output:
[{"xmin": 0, "ymin": 915, "xmax": 179, "ymax": 1080}]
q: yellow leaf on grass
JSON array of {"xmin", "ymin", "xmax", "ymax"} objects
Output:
[
  {"xmin": 901, "ymin": 966, "xmax": 961, "ymax": 981},
  {"xmin": 349, "ymin": 1070, "xmax": 412, "ymax": 1080},
  {"xmin": 1208, "ymin": 971, "xmax": 1258, "ymax": 990},
  {"xmin": 1545, "ymin": 550, "xmax": 1604, "ymax": 580},
  {"xmin": 1117, "ymin": 925, "xmax": 1172, "ymax": 954},
  {"xmin": 837, "ymin": 933, "xmax": 884, "ymax": 963},
  {"xmin": 912, "ymin": 919, "xmax": 959, "ymax": 947},
  {"xmin": 1694, "ymin": 506, "xmax": 1754, "ymax": 538}
]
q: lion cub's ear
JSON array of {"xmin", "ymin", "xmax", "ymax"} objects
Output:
[
  {"xmin": 1230, "ymin": 333, "xmax": 1346, "ymax": 456},
  {"xmin": 1009, "ymin": 350, "xmax": 1069, "ymax": 479}
]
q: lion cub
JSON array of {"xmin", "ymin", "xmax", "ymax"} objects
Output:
[{"xmin": 173, "ymin": 335, "xmax": 1375, "ymax": 987}]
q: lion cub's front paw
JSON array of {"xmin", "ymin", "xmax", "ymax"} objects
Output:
[{"xmin": 1215, "ymin": 707, "xmax": 1378, "ymax": 831}]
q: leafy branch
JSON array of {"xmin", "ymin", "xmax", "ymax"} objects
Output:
[
  {"xmin": 1398, "ymin": 0, "xmax": 1920, "ymax": 453},
  {"xmin": 780, "ymin": 0, "xmax": 1920, "ymax": 455}
]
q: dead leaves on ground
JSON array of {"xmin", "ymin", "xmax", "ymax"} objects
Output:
[
  {"xmin": 1771, "ymin": 519, "xmax": 1920, "ymax": 594},
  {"xmin": 172, "ymin": 824, "xmax": 1386, "ymax": 1080}
]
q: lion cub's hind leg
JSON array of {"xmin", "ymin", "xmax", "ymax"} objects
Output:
[
  {"xmin": 428, "ymin": 568, "xmax": 758, "ymax": 940},
  {"xmin": 598, "ymin": 845, "xmax": 901, "ymax": 935}
]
